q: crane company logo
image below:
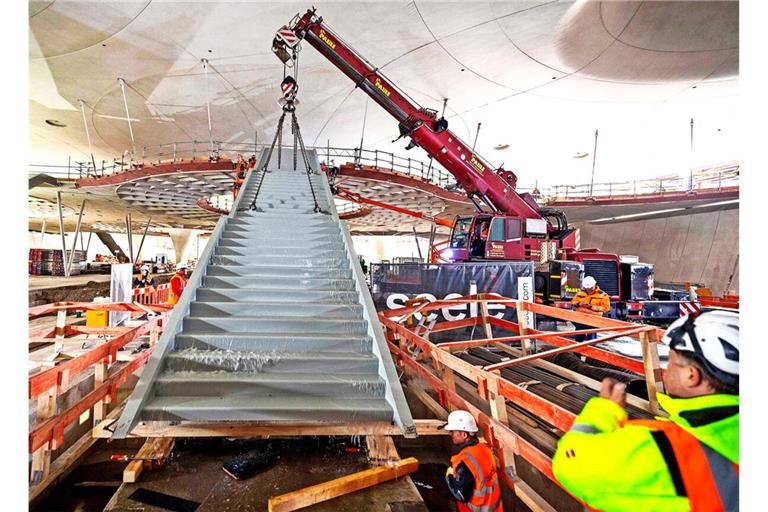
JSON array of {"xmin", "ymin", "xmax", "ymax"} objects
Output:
[
  {"xmin": 469, "ymin": 155, "xmax": 485, "ymax": 173},
  {"xmin": 374, "ymin": 78, "xmax": 391, "ymax": 97},
  {"xmin": 318, "ymin": 29, "xmax": 336, "ymax": 50}
]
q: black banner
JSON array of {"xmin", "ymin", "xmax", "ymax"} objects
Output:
[{"xmin": 370, "ymin": 261, "xmax": 534, "ymax": 323}]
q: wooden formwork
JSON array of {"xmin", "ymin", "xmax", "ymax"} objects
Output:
[
  {"xmin": 380, "ymin": 293, "xmax": 665, "ymax": 511},
  {"xmin": 28, "ymin": 301, "xmax": 168, "ymax": 501}
]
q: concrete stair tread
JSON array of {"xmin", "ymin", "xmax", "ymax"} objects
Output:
[
  {"xmin": 156, "ymin": 372, "xmax": 382, "ymax": 384},
  {"xmin": 168, "ymin": 349, "xmax": 377, "ymax": 361},
  {"xmin": 176, "ymin": 332, "xmax": 369, "ymax": 341},
  {"xmin": 141, "ymin": 396, "xmax": 393, "ymax": 421},
  {"xmin": 145, "ymin": 396, "xmax": 390, "ymax": 410}
]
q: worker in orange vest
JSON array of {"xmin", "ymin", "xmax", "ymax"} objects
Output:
[
  {"xmin": 233, "ymin": 154, "xmax": 248, "ymax": 200},
  {"xmin": 444, "ymin": 410, "xmax": 503, "ymax": 512},
  {"xmin": 167, "ymin": 262, "xmax": 189, "ymax": 305},
  {"xmin": 570, "ymin": 275, "xmax": 611, "ymax": 341}
]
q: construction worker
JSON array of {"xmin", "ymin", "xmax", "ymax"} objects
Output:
[
  {"xmin": 133, "ymin": 264, "xmax": 156, "ymax": 288},
  {"xmin": 167, "ymin": 262, "xmax": 189, "ymax": 305},
  {"xmin": 552, "ymin": 311, "xmax": 739, "ymax": 512},
  {"xmin": 133, "ymin": 264, "xmax": 156, "ymax": 303},
  {"xmin": 570, "ymin": 275, "xmax": 610, "ymax": 341},
  {"xmin": 248, "ymin": 153, "xmax": 257, "ymax": 170},
  {"xmin": 232, "ymin": 154, "xmax": 248, "ymax": 200},
  {"xmin": 444, "ymin": 410, "xmax": 503, "ymax": 512}
]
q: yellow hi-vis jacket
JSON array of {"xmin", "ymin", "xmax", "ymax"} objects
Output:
[{"xmin": 552, "ymin": 393, "xmax": 739, "ymax": 512}]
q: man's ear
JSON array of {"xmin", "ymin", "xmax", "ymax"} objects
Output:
[{"xmin": 685, "ymin": 363, "xmax": 704, "ymax": 388}]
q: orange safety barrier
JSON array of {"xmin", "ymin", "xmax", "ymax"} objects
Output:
[{"xmin": 132, "ymin": 283, "xmax": 170, "ymax": 305}]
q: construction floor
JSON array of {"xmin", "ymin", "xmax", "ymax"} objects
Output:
[{"xmin": 31, "ymin": 384, "xmax": 533, "ymax": 512}]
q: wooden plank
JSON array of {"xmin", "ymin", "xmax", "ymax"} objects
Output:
[
  {"xmin": 405, "ymin": 383, "xmax": 448, "ymax": 420},
  {"xmin": 93, "ymin": 419, "xmax": 448, "ymax": 439},
  {"xmin": 640, "ymin": 330, "xmax": 664, "ymax": 414},
  {"xmin": 499, "ymin": 345, "xmax": 657, "ymax": 414},
  {"xmin": 512, "ymin": 476, "xmax": 559, "ymax": 512},
  {"xmin": 483, "ymin": 326, "xmax": 652, "ymax": 372},
  {"xmin": 30, "ymin": 388, "xmax": 56, "ymax": 482},
  {"xmin": 366, "ymin": 435, "xmax": 400, "ymax": 464},
  {"xmin": 30, "ymin": 405, "xmax": 124, "ymax": 505},
  {"xmin": 267, "ymin": 457, "xmax": 419, "ymax": 512},
  {"xmin": 123, "ymin": 437, "xmax": 175, "ymax": 483},
  {"xmin": 479, "ymin": 299, "xmax": 493, "ymax": 339},
  {"xmin": 489, "ymin": 317, "xmax": 646, "ymax": 375},
  {"xmin": 516, "ymin": 300, "xmax": 531, "ymax": 355},
  {"xmin": 93, "ymin": 359, "xmax": 108, "ymax": 422}
]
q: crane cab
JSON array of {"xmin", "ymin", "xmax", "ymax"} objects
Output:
[{"xmin": 445, "ymin": 213, "xmax": 547, "ymax": 262}]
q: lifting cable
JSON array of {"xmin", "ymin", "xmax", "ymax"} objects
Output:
[{"xmin": 245, "ymin": 50, "xmax": 325, "ymax": 214}]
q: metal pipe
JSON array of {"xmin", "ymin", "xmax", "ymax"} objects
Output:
[
  {"xmin": 689, "ymin": 118, "xmax": 695, "ymax": 192},
  {"xmin": 84, "ymin": 231, "xmax": 93, "ymax": 257},
  {"xmin": 135, "ymin": 217, "xmax": 152, "ymax": 263},
  {"xmin": 66, "ymin": 200, "xmax": 86, "ymax": 277},
  {"xmin": 412, "ymin": 226, "xmax": 423, "ymax": 261},
  {"xmin": 472, "ymin": 122, "xmax": 481, "ymax": 151},
  {"xmin": 56, "ymin": 191, "xmax": 68, "ymax": 277},
  {"xmin": 589, "ymin": 129, "xmax": 598, "ymax": 197},
  {"xmin": 39, "ymin": 219, "xmax": 47, "ymax": 246},
  {"xmin": 117, "ymin": 78, "xmax": 136, "ymax": 162},
  {"xmin": 125, "ymin": 213, "xmax": 134, "ymax": 263},
  {"xmin": 202, "ymin": 59, "xmax": 214, "ymax": 151},
  {"xmin": 78, "ymin": 99, "xmax": 97, "ymax": 172}
]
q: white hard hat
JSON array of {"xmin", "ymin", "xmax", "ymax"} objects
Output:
[
  {"xmin": 662, "ymin": 310, "xmax": 739, "ymax": 387},
  {"xmin": 442, "ymin": 410, "xmax": 478, "ymax": 433},
  {"xmin": 582, "ymin": 276, "xmax": 597, "ymax": 288},
  {"xmin": 176, "ymin": 262, "xmax": 189, "ymax": 270},
  {"xmin": 140, "ymin": 264, "xmax": 150, "ymax": 272}
]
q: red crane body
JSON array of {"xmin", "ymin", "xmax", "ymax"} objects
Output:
[
  {"xmin": 290, "ymin": 10, "xmax": 540, "ymax": 220},
  {"xmin": 272, "ymin": 9, "xmax": 636, "ymax": 306}
]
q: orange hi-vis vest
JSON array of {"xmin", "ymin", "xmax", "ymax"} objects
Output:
[
  {"xmin": 571, "ymin": 286, "xmax": 611, "ymax": 315},
  {"xmin": 168, "ymin": 273, "xmax": 188, "ymax": 305},
  {"xmin": 451, "ymin": 441, "xmax": 502, "ymax": 512},
  {"xmin": 625, "ymin": 418, "xmax": 739, "ymax": 512}
]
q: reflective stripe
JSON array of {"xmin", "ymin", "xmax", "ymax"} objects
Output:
[
  {"xmin": 701, "ymin": 443, "xmax": 739, "ymax": 511},
  {"xmin": 569, "ymin": 423, "xmax": 600, "ymax": 434},
  {"xmin": 461, "ymin": 497, "xmax": 502, "ymax": 512},
  {"xmin": 462, "ymin": 452, "xmax": 497, "ymax": 497}
]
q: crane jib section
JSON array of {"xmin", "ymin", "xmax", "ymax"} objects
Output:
[{"xmin": 292, "ymin": 11, "xmax": 542, "ymax": 220}]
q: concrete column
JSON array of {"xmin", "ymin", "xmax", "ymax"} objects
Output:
[{"xmin": 167, "ymin": 228, "xmax": 194, "ymax": 263}]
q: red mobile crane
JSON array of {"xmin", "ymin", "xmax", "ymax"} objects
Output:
[{"xmin": 272, "ymin": 8, "xmax": 653, "ymax": 311}]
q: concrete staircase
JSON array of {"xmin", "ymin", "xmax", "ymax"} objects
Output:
[{"xmin": 113, "ymin": 149, "xmax": 414, "ymax": 436}]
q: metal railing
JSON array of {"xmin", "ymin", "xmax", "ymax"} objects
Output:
[
  {"xmin": 540, "ymin": 161, "xmax": 739, "ymax": 201},
  {"xmin": 30, "ymin": 139, "xmax": 738, "ymax": 203}
]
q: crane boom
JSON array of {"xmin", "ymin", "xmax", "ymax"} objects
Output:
[{"xmin": 278, "ymin": 8, "xmax": 542, "ymax": 220}]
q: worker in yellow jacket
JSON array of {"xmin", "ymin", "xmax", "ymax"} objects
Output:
[
  {"xmin": 570, "ymin": 275, "xmax": 611, "ymax": 341},
  {"xmin": 552, "ymin": 311, "xmax": 739, "ymax": 512}
]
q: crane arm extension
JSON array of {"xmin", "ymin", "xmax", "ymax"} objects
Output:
[
  {"xmin": 335, "ymin": 186, "xmax": 455, "ymax": 228},
  {"xmin": 285, "ymin": 9, "xmax": 541, "ymax": 220}
]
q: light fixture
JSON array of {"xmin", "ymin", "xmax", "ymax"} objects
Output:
[
  {"xmin": 45, "ymin": 119, "xmax": 66, "ymax": 128},
  {"xmin": 494, "ymin": 144, "xmax": 509, "ymax": 150}
]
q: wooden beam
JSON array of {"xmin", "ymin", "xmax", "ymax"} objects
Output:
[
  {"xmin": 366, "ymin": 435, "xmax": 400, "ymax": 464},
  {"xmin": 404, "ymin": 383, "xmax": 448, "ymax": 420},
  {"xmin": 123, "ymin": 437, "xmax": 175, "ymax": 483},
  {"xmin": 267, "ymin": 458, "xmax": 419, "ymax": 512},
  {"xmin": 640, "ymin": 330, "xmax": 664, "ymax": 414},
  {"xmin": 92, "ymin": 419, "xmax": 448, "ymax": 439},
  {"xmin": 30, "ymin": 405, "xmax": 124, "ymax": 505},
  {"xmin": 479, "ymin": 298, "xmax": 493, "ymax": 339},
  {"xmin": 483, "ymin": 325, "xmax": 653, "ymax": 372},
  {"xmin": 516, "ymin": 300, "xmax": 531, "ymax": 355},
  {"xmin": 438, "ymin": 325, "xmax": 639, "ymax": 352}
]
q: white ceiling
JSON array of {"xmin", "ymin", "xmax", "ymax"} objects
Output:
[{"xmin": 29, "ymin": 0, "xmax": 739, "ymax": 188}]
